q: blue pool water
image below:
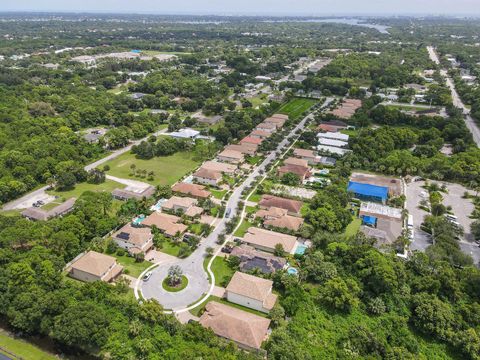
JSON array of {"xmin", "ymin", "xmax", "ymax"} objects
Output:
[
  {"xmin": 295, "ymin": 244, "xmax": 308, "ymax": 255},
  {"xmin": 287, "ymin": 267, "xmax": 298, "ymax": 276},
  {"xmin": 132, "ymin": 214, "xmax": 146, "ymax": 226},
  {"xmin": 150, "ymin": 199, "xmax": 167, "ymax": 211}
]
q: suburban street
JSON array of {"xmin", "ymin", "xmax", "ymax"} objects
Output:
[
  {"xmin": 138, "ymin": 107, "xmax": 317, "ymax": 311},
  {"xmin": 427, "ymin": 46, "xmax": 480, "ymax": 146},
  {"xmin": 2, "ymin": 127, "xmax": 168, "ymax": 211}
]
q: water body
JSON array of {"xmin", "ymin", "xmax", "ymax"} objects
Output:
[{"xmin": 303, "ymin": 18, "xmax": 390, "ymax": 34}]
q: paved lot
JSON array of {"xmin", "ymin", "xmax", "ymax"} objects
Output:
[
  {"xmin": 406, "ymin": 180, "xmax": 432, "ymax": 251},
  {"xmin": 441, "ymin": 183, "xmax": 474, "ymax": 240}
]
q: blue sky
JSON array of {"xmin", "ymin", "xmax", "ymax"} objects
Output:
[{"xmin": 0, "ymin": 0, "xmax": 479, "ymax": 16}]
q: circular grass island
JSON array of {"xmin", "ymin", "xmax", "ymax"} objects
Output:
[{"xmin": 162, "ymin": 276, "xmax": 188, "ymax": 292}]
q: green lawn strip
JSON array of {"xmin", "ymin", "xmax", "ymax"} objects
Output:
[
  {"xmin": 112, "ymin": 254, "xmax": 153, "ymax": 278},
  {"xmin": 188, "ymin": 223, "xmax": 203, "ymax": 235},
  {"xmin": 210, "ymin": 188, "xmax": 228, "ymax": 200},
  {"xmin": 233, "ymin": 219, "xmax": 253, "ymax": 237},
  {"xmin": 0, "ymin": 331, "xmax": 57, "ymax": 360},
  {"xmin": 156, "ymin": 240, "xmax": 182, "ymax": 257},
  {"xmin": 344, "ymin": 218, "xmax": 362, "ymax": 238},
  {"xmin": 46, "ymin": 179, "xmax": 124, "ymax": 202},
  {"xmin": 0, "ymin": 210, "xmax": 21, "ymax": 217},
  {"xmin": 103, "ymin": 151, "xmax": 201, "ymax": 187},
  {"xmin": 189, "ymin": 295, "xmax": 268, "ymax": 318},
  {"xmin": 162, "ymin": 275, "xmax": 188, "ymax": 292},
  {"xmin": 248, "ymin": 192, "xmax": 262, "ymax": 203},
  {"xmin": 245, "ymin": 205, "xmax": 258, "ymax": 215},
  {"xmin": 209, "ymin": 256, "xmax": 235, "ymax": 286}
]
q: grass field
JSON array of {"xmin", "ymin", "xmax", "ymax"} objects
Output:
[
  {"xmin": 0, "ymin": 330, "xmax": 57, "ymax": 360},
  {"xmin": 103, "ymin": 151, "xmax": 201, "ymax": 187},
  {"xmin": 189, "ymin": 295, "xmax": 267, "ymax": 317},
  {"xmin": 208, "ymin": 256, "xmax": 235, "ymax": 286},
  {"xmin": 248, "ymin": 191, "xmax": 262, "ymax": 203},
  {"xmin": 46, "ymin": 179, "xmax": 124, "ymax": 203},
  {"xmin": 344, "ymin": 218, "xmax": 362, "ymax": 238},
  {"xmin": 113, "ymin": 254, "xmax": 153, "ymax": 278},
  {"xmin": 210, "ymin": 188, "xmax": 228, "ymax": 200},
  {"xmin": 233, "ymin": 219, "xmax": 253, "ymax": 237},
  {"xmin": 277, "ymin": 98, "xmax": 318, "ymax": 120}
]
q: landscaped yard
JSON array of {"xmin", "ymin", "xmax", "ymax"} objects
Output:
[
  {"xmin": 103, "ymin": 151, "xmax": 201, "ymax": 187},
  {"xmin": 0, "ymin": 329, "xmax": 57, "ymax": 360},
  {"xmin": 189, "ymin": 295, "xmax": 268, "ymax": 318},
  {"xmin": 344, "ymin": 218, "xmax": 362, "ymax": 238},
  {"xmin": 277, "ymin": 98, "xmax": 318, "ymax": 120},
  {"xmin": 112, "ymin": 254, "xmax": 153, "ymax": 278},
  {"xmin": 233, "ymin": 219, "xmax": 253, "ymax": 237},
  {"xmin": 248, "ymin": 191, "xmax": 262, "ymax": 203},
  {"xmin": 210, "ymin": 188, "xmax": 228, "ymax": 200},
  {"xmin": 207, "ymin": 256, "xmax": 235, "ymax": 286},
  {"xmin": 46, "ymin": 179, "xmax": 124, "ymax": 202}
]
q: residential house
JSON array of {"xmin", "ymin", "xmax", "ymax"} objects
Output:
[
  {"xmin": 199, "ymin": 302, "xmax": 271, "ymax": 351},
  {"xmin": 256, "ymin": 206, "xmax": 304, "ymax": 231},
  {"xmin": 68, "ymin": 251, "xmax": 123, "ymax": 283},
  {"xmin": 168, "ymin": 128, "xmax": 200, "ymax": 140},
  {"xmin": 293, "ymin": 148, "xmax": 320, "ymax": 165},
  {"xmin": 225, "ymin": 143, "xmax": 258, "ymax": 156},
  {"xmin": 318, "ymin": 138, "xmax": 349, "ymax": 148},
  {"xmin": 162, "ymin": 196, "xmax": 197, "ymax": 213},
  {"xmin": 263, "ymin": 117, "xmax": 286, "ymax": 128},
  {"xmin": 193, "ymin": 168, "xmax": 222, "ymax": 186},
  {"xmin": 240, "ymin": 136, "xmax": 264, "ymax": 146},
  {"xmin": 230, "ymin": 245, "xmax": 286, "ymax": 274},
  {"xmin": 202, "ymin": 161, "xmax": 237, "ymax": 175},
  {"xmin": 277, "ymin": 164, "xmax": 311, "ymax": 181},
  {"xmin": 317, "ymin": 145, "xmax": 350, "ymax": 156},
  {"xmin": 142, "ymin": 212, "xmax": 188, "ymax": 237},
  {"xmin": 259, "ymin": 195, "xmax": 303, "ymax": 215},
  {"xmin": 172, "ymin": 182, "xmax": 211, "ymax": 199},
  {"xmin": 250, "ymin": 130, "xmax": 271, "ymax": 139},
  {"xmin": 255, "ymin": 122, "xmax": 277, "ymax": 133},
  {"xmin": 242, "ymin": 227, "xmax": 298, "ymax": 254},
  {"xmin": 217, "ymin": 149, "xmax": 245, "ymax": 164},
  {"xmin": 284, "ymin": 157, "xmax": 309, "ymax": 168},
  {"xmin": 225, "ymin": 272, "xmax": 277, "ymax": 313},
  {"xmin": 111, "ymin": 186, "xmax": 156, "ymax": 201},
  {"xmin": 21, "ymin": 198, "xmax": 77, "ymax": 221},
  {"xmin": 317, "ymin": 132, "xmax": 349, "ymax": 142},
  {"xmin": 112, "ymin": 224, "xmax": 153, "ymax": 255}
]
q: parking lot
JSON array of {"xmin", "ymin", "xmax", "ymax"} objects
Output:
[{"xmin": 406, "ymin": 180, "xmax": 432, "ymax": 251}]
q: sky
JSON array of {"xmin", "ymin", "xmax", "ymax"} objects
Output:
[{"xmin": 0, "ymin": 0, "xmax": 479, "ymax": 16}]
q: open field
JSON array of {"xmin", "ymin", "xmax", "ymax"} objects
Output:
[
  {"xmin": 46, "ymin": 179, "xmax": 124, "ymax": 203},
  {"xmin": 277, "ymin": 98, "xmax": 318, "ymax": 119},
  {"xmin": 103, "ymin": 151, "xmax": 201, "ymax": 187}
]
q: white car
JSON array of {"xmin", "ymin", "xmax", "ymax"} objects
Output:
[{"xmin": 142, "ymin": 271, "xmax": 152, "ymax": 282}]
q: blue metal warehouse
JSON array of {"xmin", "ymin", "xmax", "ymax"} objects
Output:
[{"xmin": 347, "ymin": 181, "xmax": 388, "ymax": 203}]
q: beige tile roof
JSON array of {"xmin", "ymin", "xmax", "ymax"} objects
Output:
[
  {"xmin": 226, "ymin": 272, "xmax": 277, "ymax": 310},
  {"xmin": 293, "ymin": 148, "xmax": 316, "ymax": 158},
  {"xmin": 202, "ymin": 161, "xmax": 237, "ymax": 174},
  {"xmin": 241, "ymin": 136, "xmax": 263, "ymax": 145},
  {"xmin": 243, "ymin": 227, "xmax": 298, "ymax": 254},
  {"xmin": 225, "ymin": 143, "xmax": 258, "ymax": 155},
  {"xmin": 250, "ymin": 130, "xmax": 271, "ymax": 138},
  {"xmin": 199, "ymin": 301, "xmax": 271, "ymax": 350},
  {"xmin": 184, "ymin": 205, "xmax": 204, "ymax": 217},
  {"xmin": 113, "ymin": 224, "xmax": 152, "ymax": 247},
  {"xmin": 264, "ymin": 215, "xmax": 304, "ymax": 231},
  {"xmin": 278, "ymin": 164, "xmax": 311, "ymax": 179},
  {"xmin": 162, "ymin": 196, "xmax": 197, "ymax": 210},
  {"xmin": 218, "ymin": 149, "xmax": 244, "ymax": 161},
  {"xmin": 263, "ymin": 117, "xmax": 286, "ymax": 127},
  {"xmin": 70, "ymin": 251, "xmax": 120, "ymax": 278},
  {"xmin": 142, "ymin": 212, "xmax": 187, "ymax": 237},
  {"xmin": 270, "ymin": 113, "xmax": 289, "ymax": 120},
  {"xmin": 259, "ymin": 195, "xmax": 303, "ymax": 214},
  {"xmin": 172, "ymin": 183, "xmax": 211, "ymax": 198},
  {"xmin": 255, "ymin": 206, "xmax": 288, "ymax": 219},
  {"xmin": 284, "ymin": 157, "xmax": 309, "ymax": 168},
  {"xmin": 194, "ymin": 168, "xmax": 222, "ymax": 181},
  {"xmin": 256, "ymin": 122, "xmax": 277, "ymax": 130}
]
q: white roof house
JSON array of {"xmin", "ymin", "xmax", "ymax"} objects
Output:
[
  {"xmin": 317, "ymin": 145, "xmax": 351, "ymax": 156},
  {"xmin": 318, "ymin": 138, "xmax": 349, "ymax": 148},
  {"xmin": 168, "ymin": 128, "xmax": 200, "ymax": 139},
  {"xmin": 317, "ymin": 132, "xmax": 349, "ymax": 142}
]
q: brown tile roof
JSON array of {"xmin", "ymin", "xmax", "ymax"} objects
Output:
[
  {"xmin": 217, "ymin": 149, "xmax": 244, "ymax": 161},
  {"xmin": 256, "ymin": 122, "xmax": 277, "ymax": 130},
  {"xmin": 172, "ymin": 183, "xmax": 211, "ymax": 199},
  {"xmin": 184, "ymin": 205, "xmax": 204, "ymax": 218},
  {"xmin": 142, "ymin": 212, "xmax": 187, "ymax": 237},
  {"xmin": 243, "ymin": 227, "xmax": 298, "ymax": 254},
  {"xmin": 270, "ymin": 113, "xmax": 289, "ymax": 120},
  {"xmin": 199, "ymin": 301, "xmax": 271, "ymax": 350},
  {"xmin": 202, "ymin": 161, "xmax": 237, "ymax": 174},
  {"xmin": 194, "ymin": 168, "xmax": 222, "ymax": 181},
  {"xmin": 162, "ymin": 196, "xmax": 197, "ymax": 210},
  {"xmin": 250, "ymin": 130, "xmax": 272, "ymax": 138},
  {"xmin": 317, "ymin": 124, "xmax": 341, "ymax": 132},
  {"xmin": 293, "ymin": 148, "xmax": 316, "ymax": 159},
  {"xmin": 284, "ymin": 157, "xmax": 309, "ymax": 167},
  {"xmin": 240, "ymin": 136, "xmax": 263, "ymax": 145},
  {"xmin": 230, "ymin": 245, "xmax": 287, "ymax": 274},
  {"xmin": 70, "ymin": 251, "xmax": 122, "ymax": 280},
  {"xmin": 259, "ymin": 195, "xmax": 303, "ymax": 214},
  {"xmin": 278, "ymin": 164, "xmax": 311, "ymax": 179},
  {"xmin": 113, "ymin": 223, "xmax": 152, "ymax": 247},
  {"xmin": 255, "ymin": 207, "xmax": 288, "ymax": 219},
  {"xmin": 226, "ymin": 272, "xmax": 277, "ymax": 310},
  {"xmin": 264, "ymin": 215, "xmax": 304, "ymax": 231},
  {"xmin": 225, "ymin": 143, "xmax": 258, "ymax": 155}
]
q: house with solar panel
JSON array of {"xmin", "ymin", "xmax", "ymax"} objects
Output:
[{"xmin": 112, "ymin": 224, "xmax": 154, "ymax": 255}]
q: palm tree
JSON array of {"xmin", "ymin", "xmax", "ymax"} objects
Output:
[{"xmin": 167, "ymin": 265, "xmax": 183, "ymax": 286}]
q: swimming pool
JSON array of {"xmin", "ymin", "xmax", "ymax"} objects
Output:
[
  {"xmin": 132, "ymin": 214, "xmax": 146, "ymax": 226},
  {"xmin": 295, "ymin": 244, "xmax": 308, "ymax": 255},
  {"xmin": 150, "ymin": 198, "xmax": 167, "ymax": 212},
  {"xmin": 287, "ymin": 267, "xmax": 298, "ymax": 276}
]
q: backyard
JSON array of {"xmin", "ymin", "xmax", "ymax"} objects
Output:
[
  {"xmin": 277, "ymin": 98, "xmax": 318, "ymax": 120},
  {"xmin": 103, "ymin": 151, "xmax": 201, "ymax": 187},
  {"xmin": 113, "ymin": 254, "xmax": 153, "ymax": 278}
]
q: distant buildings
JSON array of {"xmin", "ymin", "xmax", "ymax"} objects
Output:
[
  {"xmin": 328, "ymin": 98, "xmax": 362, "ymax": 119},
  {"xmin": 242, "ymin": 227, "xmax": 298, "ymax": 254},
  {"xmin": 22, "ymin": 198, "xmax": 76, "ymax": 221},
  {"xmin": 111, "ymin": 186, "xmax": 156, "ymax": 201}
]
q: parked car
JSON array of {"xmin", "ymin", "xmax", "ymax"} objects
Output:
[
  {"xmin": 142, "ymin": 272, "xmax": 152, "ymax": 282},
  {"xmin": 225, "ymin": 208, "xmax": 232, "ymax": 218}
]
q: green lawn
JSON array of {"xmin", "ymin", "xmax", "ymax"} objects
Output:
[
  {"xmin": 210, "ymin": 188, "xmax": 228, "ymax": 200},
  {"xmin": 189, "ymin": 295, "xmax": 268, "ymax": 318},
  {"xmin": 47, "ymin": 179, "xmax": 124, "ymax": 202},
  {"xmin": 233, "ymin": 219, "xmax": 253, "ymax": 237},
  {"xmin": 112, "ymin": 254, "xmax": 153, "ymax": 278},
  {"xmin": 162, "ymin": 276, "xmax": 188, "ymax": 292},
  {"xmin": 246, "ymin": 155, "xmax": 262, "ymax": 165},
  {"xmin": 245, "ymin": 205, "xmax": 257, "ymax": 215},
  {"xmin": 156, "ymin": 240, "xmax": 185, "ymax": 257},
  {"xmin": 344, "ymin": 218, "xmax": 362, "ymax": 238},
  {"xmin": 208, "ymin": 256, "xmax": 235, "ymax": 286},
  {"xmin": 248, "ymin": 191, "xmax": 262, "ymax": 203},
  {"xmin": 0, "ymin": 330, "xmax": 57, "ymax": 360},
  {"xmin": 103, "ymin": 151, "xmax": 201, "ymax": 187},
  {"xmin": 277, "ymin": 98, "xmax": 318, "ymax": 120}
]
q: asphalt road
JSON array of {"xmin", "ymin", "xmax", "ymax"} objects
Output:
[
  {"xmin": 2, "ymin": 127, "xmax": 168, "ymax": 211},
  {"xmin": 427, "ymin": 46, "xmax": 480, "ymax": 146},
  {"xmin": 140, "ymin": 109, "xmax": 316, "ymax": 310}
]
